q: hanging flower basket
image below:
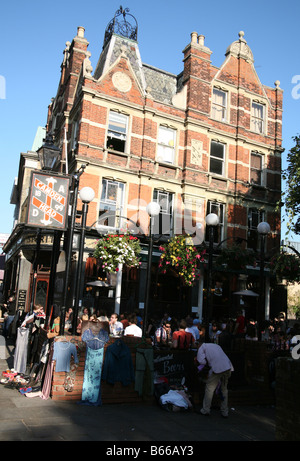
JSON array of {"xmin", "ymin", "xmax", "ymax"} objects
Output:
[
  {"xmin": 270, "ymin": 251, "xmax": 300, "ymax": 284},
  {"xmin": 158, "ymin": 234, "xmax": 206, "ymax": 286},
  {"xmin": 93, "ymin": 233, "xmax": 141, "ymax": 273},
  {"xmin": 215, "ymin": 245, "xmax": 257, "ymax": 271}
]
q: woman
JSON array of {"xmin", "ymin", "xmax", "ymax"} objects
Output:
[{"xmin": 47, "ymin": 305, "xmax": 60, "ymax": 339}]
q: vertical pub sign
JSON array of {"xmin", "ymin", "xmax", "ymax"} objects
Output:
[{"xmin": 27, "ymin": 171, "xmax": 70, "ymax": 230}]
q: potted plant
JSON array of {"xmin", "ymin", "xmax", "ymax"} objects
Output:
[
  {"xmin": 93, "ymin": 232, "xmax": 141, "ymax": 273},
  {"xmin": 158, "ymin": 234, "xmax": 206, "ymax": 286}
]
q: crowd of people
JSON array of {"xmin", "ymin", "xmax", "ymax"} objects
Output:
[
  {"xmin": 2, "ymin": 292, "xmax": 299, "ymax": 356},
  {"xmin": 2, "ymin": 294, "xmax": 299, "ymax": 418}
]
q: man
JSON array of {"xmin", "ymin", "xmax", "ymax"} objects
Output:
[
  {"xmin": 233, "ymin": 310, "xmax": 246, "ymax": 338},
  {"xmin": 185, "ymin": 318, "xmax": 200, "ymax": 341},
  {"xmin": 3, "ymin": 295, "xmax": 16, "ymax": 338},
  {"xmin": 155, "ymin": 321, "xmax": 172, "ymax": 346},
  {"xmin": 196, "ymin": 340, "xmax": 233, "ymax": 417},
  {"xmin": 172, "ymin": 319, "xmax": 195, "ymax": 349},
  {"xmin": 109, "ymin": 313, "xmax": 124, "ymax": 336},
  {"xmin": 124, "ymin": 313, "xmax": 142, "ymax": 337}
]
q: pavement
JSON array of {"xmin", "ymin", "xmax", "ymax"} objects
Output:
[{"xmin": 0, "ymin": 337, "xmax": 276, "ymax": 443}]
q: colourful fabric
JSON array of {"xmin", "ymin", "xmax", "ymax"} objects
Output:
[
  {"xmin": 81, "ymin": 347, "xmax": 104, "ymax": 405},
  {"xmin": 81, "ymin": 328, "xmax": 109, "ymax": 405},
  {"xmin": 52, "ymin": 341, "xmax": 78, "ymax": 372},
  {"xmin": 82, "ymin": 328, "xmax": 109, "ymax": 350}
]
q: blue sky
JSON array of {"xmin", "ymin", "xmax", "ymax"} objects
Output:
[{"xmin": 0, "ymin": 0, "xmax": 299, "ymax": 241}]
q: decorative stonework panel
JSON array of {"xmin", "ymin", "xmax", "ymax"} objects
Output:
[
  {"xmin": 191, "ymin": 139, "xmax": 203, "ymax": 165},
  {"xmin": 112, "ymin": 71, "xmax": 132, "ymax": 92}
]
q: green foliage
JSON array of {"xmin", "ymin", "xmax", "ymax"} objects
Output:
[
  {"xmin": 215, "ymin": 245, "xmax": 257, "ymax": 271},
  {"xmin": 282, "ymin": 135, "xmax": 300, "ymax": 235},
  {"xmin": 290, "ymin": 304, "xmax": 300, "ymax": 319},
  {"xmin": 158, "ymin": 234, "xmax": 206, "ymax": 286},
  {"xmin": 270, "ymin": 251, "xmax": 300, "ymax": 283},
  {"xmin": 93, "ymin": 233, "xmax": 141, "ymax": 273}
]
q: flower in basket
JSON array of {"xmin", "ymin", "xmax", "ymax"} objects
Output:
[
  {"xmin": 93, "ymin": 232, "xmax": 141, "ymax": 273},
  {"xmin": 270, "ymin": 251, "xmax": 300, "ymax": 284},
  {"xmin": 158, "ymin": 234, "xmax": 206, "ymax": 286}
]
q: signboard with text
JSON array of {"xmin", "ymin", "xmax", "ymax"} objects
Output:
[{"xmin": 27, "ymin": 171, "xmax": 70, "ymax": 230}]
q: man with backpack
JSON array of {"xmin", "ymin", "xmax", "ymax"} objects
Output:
[{"xmin": 172, "ymin": 319, "xmax": 195, "ymax": 349}]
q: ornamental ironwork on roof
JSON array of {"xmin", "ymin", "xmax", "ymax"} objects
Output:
[{"xmin": 103, "ymin": 6, "xmax": 138, "ymax": 49}]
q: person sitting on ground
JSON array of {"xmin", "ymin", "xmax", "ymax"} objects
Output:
[
  {"xmin": 172, "ymin": 319, "xmax": 195, "ymax": 349},
  {"xmin": 124, "ymin": 313, "xmax": 142, "ymax": 337},
  {"xmin": 109, "ymin": 313, "xmax": 124, "ymax": 336}
]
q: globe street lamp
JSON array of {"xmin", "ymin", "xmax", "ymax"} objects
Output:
[
  {"xmin": 143, "ymin": 201, "xmax": 161, "ymax": 336},
  {"xmin": 205, "ymin": 213, "xmax": 220, "ymax": 328},
  {"xmin": 257, "ymin": 221, "xmax": 270, "ymax": 322},
  {"xmin": 72, "ymin": 186, "xmax": 95, "ymax": 334}
]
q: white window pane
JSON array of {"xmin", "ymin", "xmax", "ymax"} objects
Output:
[
  {"xmin": 213, "ymin": 89, "xmax": 226, "ymax": 106},
  {"xmin": 212, "ymin": 89, "xmax": 227, "ymax": 121},
  {"xmin": 157, "ymin": 126, "xmax": 176, "ymax": 164}
]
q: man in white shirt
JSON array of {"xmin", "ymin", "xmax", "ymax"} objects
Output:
[
  {"xmin": 185, "ymin": 318, "xmax": 200, "ymax": 341},
  {"xmin": 196, "ymin": 341, "xmax": 233, "ymax": 417},
  {"xmin": 109, "ymin": 313, "xmax": 124, "ymax": 336},
  {"xmin": 124, "ymin": 314, "xmax": 142, "ymax": 337}
]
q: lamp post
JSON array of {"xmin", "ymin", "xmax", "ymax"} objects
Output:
[
  {"xmin": 37, "ymin": 133, "xmax": 62, "ymax": 325},
  {"xmin": 257, "ymin": 221, "xmax": 270, "ymax": 323},
  {"xmin": 72, "ymin": 186, "xmax": 95, "ymax": 334},
  {"xmin": 59, "ymin": 164, "xmax": 86, "ymax": 335},
  {"xmin": 143, "ymin": 201, "xmax": 161, "ymax": 336},
  {"xmin": 205, "ymin": 213, "xmax": 219, "ymax": 330}
]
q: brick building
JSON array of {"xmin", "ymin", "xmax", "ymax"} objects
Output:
[{"xmin": 3, "ymin": 7, "xmax": 283, "ymax": 324}]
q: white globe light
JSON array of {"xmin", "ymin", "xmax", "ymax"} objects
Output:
[
  {"xmin": 146, "ymin": 201, "xmax": 161, "ymax": 217},
  {"xmin": 205, "ymin": 213, "xmax": 219, "ymax": 227},
  {"xmin": 79, "ymin": 187, "xmax": 95, "ymax": 203},
  {"xmin": 257, "ymin": 222, "xmax": 270, "ymax": 235}
]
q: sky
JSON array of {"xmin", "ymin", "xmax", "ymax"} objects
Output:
[{"xmin": 0, "ymin": 0, "xmax": 299, "ymax": 242}]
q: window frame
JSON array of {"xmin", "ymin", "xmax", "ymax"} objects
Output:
[
  {"xmin": 251, "ymin": 101, "xmax": 265, "ymax": 134},
  {"xmin": 209, "ymin": 140, "xmax": 226, "ymax": 176},
  {"xmin": 212, "ymin": 88, "xmax": 227, "ymax": 122},
  {"xmin": 152, "ymin": 189, "xmax": 174, "ymax": 236},
  {"xmin": 157, "ymin": 125, "xmax": 176, "ymax": 165},
  {"xmin": 98, "ymin": 178, "xmax": 126, "ymax": 230},
  {"xmin": 205, "ymin": 200, "xmax": 225, "ymax": 244},
  {"xmin": 247, "ymin": 208, "xmax": 265, "ymax": 250},
  {"xmin": 71, "ymin": 119, "xmax": 79, "ymax": 151},
  {"xmin": 250, "ymin": 152, "xmax": 263, "ymax": 186},
  {"xmin": 106, "ymin": 110, "xmax": 128, "ymax": 153}
]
